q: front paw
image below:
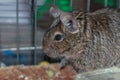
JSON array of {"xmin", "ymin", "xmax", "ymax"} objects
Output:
[{"xmin": 60, "ymin": 58, "xmax": 68, "ymax": 69}]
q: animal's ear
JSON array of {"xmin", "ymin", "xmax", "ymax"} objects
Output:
[
  {"xmin": 49, "ymin": 6, "xmax": 79, "ymax": 34},
  {"xmin": 60, "ymin": 13, "xmax": 79, "ymax": 34},
  {"xmin": 49, "ymin": 6, "xmax": 61, "ymax": 18}
]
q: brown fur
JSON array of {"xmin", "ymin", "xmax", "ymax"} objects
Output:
[{"xmin": 43, "ymin": 8, "xmax": 120, "ymax": 73}]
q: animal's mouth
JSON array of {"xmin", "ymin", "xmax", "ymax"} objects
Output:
[
  {"xmin": 43, "ymin": 48, "xmax": 60, "ymax": 59},
  {"xmin": 43, "ymin": 45, "xmax": 69, "ymax": 60},
  {"xmin": 44, "ymin": 51, "xmax": 66, "ymax": 61}
]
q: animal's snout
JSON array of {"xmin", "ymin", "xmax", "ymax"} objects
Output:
[{"xmin": 43, "ymin": 47, "xmax": 50, "ymax": 54}]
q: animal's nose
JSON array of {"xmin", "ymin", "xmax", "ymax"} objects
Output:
[{"xmin": 43, "ymin": 47, "xmax": 50, "ymax": 53}]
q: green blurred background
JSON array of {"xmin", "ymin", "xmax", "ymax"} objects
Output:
[{"xmin": 37, "ymin": 0, "xmax": 117, "ymax": 19}]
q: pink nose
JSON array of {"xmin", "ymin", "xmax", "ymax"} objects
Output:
[{"xmin": 43, "ymin": 47, "xmax": 49, "ymax": 53}]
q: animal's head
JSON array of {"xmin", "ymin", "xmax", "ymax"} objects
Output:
[{"xmin": 43, "ymin": 6, "xmax": 89, "ymax": 59}]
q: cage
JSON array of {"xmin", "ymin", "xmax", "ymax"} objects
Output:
[{"xmin": 0, "ymin": 0, "xmax": 119, "ymax": 66}]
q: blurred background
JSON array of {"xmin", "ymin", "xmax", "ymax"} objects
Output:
[{"xmin": 0, "ymin": 0, "xmax": 119, "ymax": 66}]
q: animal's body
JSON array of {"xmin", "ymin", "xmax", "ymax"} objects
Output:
[{"xmin": 43, "ymin": 7, "xmax": 120, "ymax": 73}]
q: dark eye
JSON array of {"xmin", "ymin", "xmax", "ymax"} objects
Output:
[{"xmin": 54, "ymin": 34, "xmax": 63, "ymax": 41}]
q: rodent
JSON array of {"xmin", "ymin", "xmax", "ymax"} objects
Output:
[{"xmin": 43, "ymin": 6, "xmax": 120, "ymax": 73}]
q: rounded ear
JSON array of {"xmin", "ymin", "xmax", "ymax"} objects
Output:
[
  {"xmin": 60, "ymin": 13, "xmax": 79, "ymax": 34},
  {"xmin": 49, "ymin": 6, "xmax": 61, "ymax": 18},
  {"xmin": 50, "ymin": 18, "xmax": 60, "ymax": 28}
]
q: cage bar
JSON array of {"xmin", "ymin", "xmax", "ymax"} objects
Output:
[
  {"xmin": 104, "ymin": 0, "xmax": 108, "ymax": 7},
  {"xmin": 33, "ymin": 0, "xmax": 37, "ymax": 65},
  {"xmin": 0, "ymin": 46, "xmax": 42, "ymax": 51},
  {"xmin": 53, "ymin": 0, "xmax": 56, "ymax": 6},
  {"xmin": 117, "ymin": 0, "xmax": 120, "ymax": 8},
  {"xmin": 87, "ymin": 0, "xmax": 91, "ymax": 12},
  {"xmin": 70, "ymin": 0, "xmax": 73, "ymax": 11},
  {"xmin": 16, "ymin": 0, "xmax": 20, "ymax": 64}
]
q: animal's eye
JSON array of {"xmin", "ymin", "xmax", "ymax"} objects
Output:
[{"xmin": 54, "ymin": 34, "xmax": 63, "ymax": 41}]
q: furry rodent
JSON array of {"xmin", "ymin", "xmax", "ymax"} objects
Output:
[{"xmin": 43, "ymin": 6, "xmax": 120, "ymax": 73}]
